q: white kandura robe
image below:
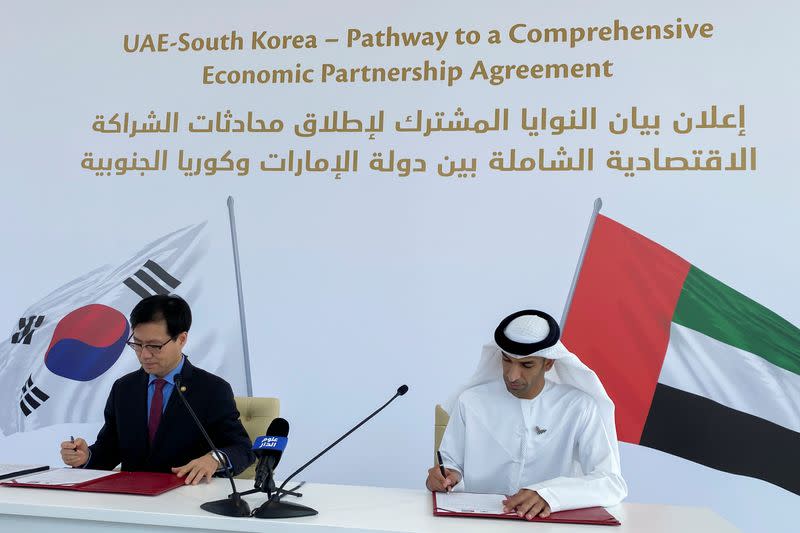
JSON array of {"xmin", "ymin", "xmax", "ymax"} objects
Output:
[{"xmin": 439, "ymin": 378, "xmax": 627, "ymax": 512}]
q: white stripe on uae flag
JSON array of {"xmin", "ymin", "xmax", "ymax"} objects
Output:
[{"xmin": 659, "ymin": 322, "xmax": 800, "ymax": 433}]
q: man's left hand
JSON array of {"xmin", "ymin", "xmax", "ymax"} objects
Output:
[
  {"xmin": 502, "ymin": 489, "xmax": 551, "ymax": 520},
  {"xmin": 171, "ymin": 453, "xmax": 220, "ymax": 485}
]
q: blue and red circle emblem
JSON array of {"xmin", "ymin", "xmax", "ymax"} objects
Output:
[{"xmin": 44, "ymin": 304, "xmax": 130, "ymax": 381}]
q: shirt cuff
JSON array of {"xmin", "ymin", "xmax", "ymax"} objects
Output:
[{"xmin": 212, "ymin": 450, "xmax": 232, "ymax": 473}]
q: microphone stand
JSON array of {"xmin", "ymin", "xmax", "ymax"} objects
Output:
[
  {"xmin": 239, "ymin": 461, "xmax": 303, "ymax": 498},
  {"xmin": 173, "ymin": 376, "xmax": 250, "ymax": 517},
  {"xmin": 252, "ymin": 385, "xmax": 409, "ymax": 519}
]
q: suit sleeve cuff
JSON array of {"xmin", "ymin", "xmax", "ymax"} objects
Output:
[{"xmin": 77, "ymin": 449, "xmax": 92, "ymax": 469}]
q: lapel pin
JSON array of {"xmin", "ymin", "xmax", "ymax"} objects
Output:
[{"xmin": 535, "ymin": 426, "xmax": 547, "ymax": 435}]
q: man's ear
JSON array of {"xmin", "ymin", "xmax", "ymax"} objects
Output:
[
  {"xmin": 543, "ymin": 358, "xmax": 555, "ymax": 371},
  {"xmin": 176, "ymin": 331, "xmax": 188, "ymax": 348}
]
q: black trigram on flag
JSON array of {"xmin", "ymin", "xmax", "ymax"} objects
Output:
[
  {"xmin": 19, "ymin": 374, "xmax": 49, "ymax": 416},
  {"xmin": 11, "ymin": 315, "xmax": 45, "ymax": 344},
  {"xmin": 123, "ymin": 260, "xmax": 182, "ymax": 298}
]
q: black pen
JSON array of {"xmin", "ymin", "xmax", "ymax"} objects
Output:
[
  {"xmin": 436, "ymin": 450, "xmax": 446, "ymax": 478},
  {"xmin": 436, "ymin": 450, "xmax": 453, "ymax": 492}
]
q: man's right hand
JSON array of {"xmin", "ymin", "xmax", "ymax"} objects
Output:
[
  {"xmin": 426, "ymin": 466, "xmax": 461, "ymax": 492},
  {"xmin": 60, "ymin": 438, "xmax": 89, "ymax": 468}
]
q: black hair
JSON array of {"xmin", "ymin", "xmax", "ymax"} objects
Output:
[{"xmin": 129, "ymin": 294, "xmax": 192, "ymax": 337}]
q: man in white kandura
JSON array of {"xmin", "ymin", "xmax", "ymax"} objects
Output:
[{"xmin": 426, "ymin": 310, "xmax": 627, "ymax": 520}]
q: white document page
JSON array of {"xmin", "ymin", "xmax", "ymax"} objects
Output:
[
  {"xmin": 9, "ymin": 468, "xmax": 113, "ymax": 486},
  {"xmin": 435, "ymin": 492, "xmax": 514, "ymax": 515}
]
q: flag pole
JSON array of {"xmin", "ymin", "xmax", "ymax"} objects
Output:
[
  {"xmin": 227, "ymin": 196, "xmax": 254, "ymax": 397},
  {"xmin": 560, "ymin": 198, "xmax": 603, "ymax": 328}
]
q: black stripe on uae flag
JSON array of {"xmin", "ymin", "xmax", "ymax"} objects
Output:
[{"xmin": 640, "ymin": 383, "xmax": 800, "ymax": 495}]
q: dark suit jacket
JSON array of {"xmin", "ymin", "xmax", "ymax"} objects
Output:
[{"xmin": 87, "ymin": 357, "xmax": 255, "ymax": 475}]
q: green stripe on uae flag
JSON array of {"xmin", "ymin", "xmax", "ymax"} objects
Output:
[{"xmin": 562, "ymin": 214, "xmax": 800, "ymax": 494}]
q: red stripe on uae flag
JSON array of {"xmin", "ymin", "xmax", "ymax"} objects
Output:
[{"xmin": 562, "ymin": 215, "xmax": 690, "ymax": 443}]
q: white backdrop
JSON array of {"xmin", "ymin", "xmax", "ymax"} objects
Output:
[{"xmin": 1, "ymin": 2, "xmax": 798, "ymax": 532}]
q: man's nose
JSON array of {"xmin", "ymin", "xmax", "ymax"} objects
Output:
[{"xmin": 506, "ymin": 365, "xmax": 521, "ymax": 382}]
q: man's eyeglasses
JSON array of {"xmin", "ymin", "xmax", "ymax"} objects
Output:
[{"xmin": 126, "ymin": 336, "xmax": 175, "ymax": 355}]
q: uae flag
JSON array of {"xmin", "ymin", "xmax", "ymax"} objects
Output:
[{"xmin": 562, "ymin": 214, "xmax": 800, "ymax": 495}]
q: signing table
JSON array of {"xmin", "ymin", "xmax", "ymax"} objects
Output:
[{"xmin": 0, "ymin": 478, "xmax": 740, "ymax": 533}]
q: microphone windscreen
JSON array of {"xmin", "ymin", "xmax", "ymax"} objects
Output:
[
  {"xmin": 253, "ymin": 417, "xmax": 290, "ymax": 464},
  {"xmin": 265, "ymin": 417, "xmax": 289, "ymax": 437},
  {"xmin": 397, "ymin": 384, "xmax": 409, "ymax": 396}
]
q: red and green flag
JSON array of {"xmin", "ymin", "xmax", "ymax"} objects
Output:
[{"xmin": 562, "ymin": 214, "xmax": 800, "ymax": 495}]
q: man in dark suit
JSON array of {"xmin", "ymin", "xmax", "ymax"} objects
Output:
[{"xmin": 60, "ymin": 295, "xmax": 255, "ymax": 484}]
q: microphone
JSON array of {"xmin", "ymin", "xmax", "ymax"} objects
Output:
[
  {"xmin": 253, "ymin": 384, "xmax": 409, "ymax": 519},
  {"xmin": 240, "ymin": 418, "xmax": 306, "ymax": 500},
  {"xmin": 173, "ymin": 375, "xmax": 250, "ymax": 517},
  {"xmin": 253, "ymin": 417, "xmax": 289, "ymax": 494}
]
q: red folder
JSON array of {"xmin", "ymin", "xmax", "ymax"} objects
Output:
[
  {"xmin": 432, "ymin": 492, "xmax": 620, "ymax": 526},
  {"xmin": 2, "ymin": 471, "xmax": 184, "ymax": 496}
]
